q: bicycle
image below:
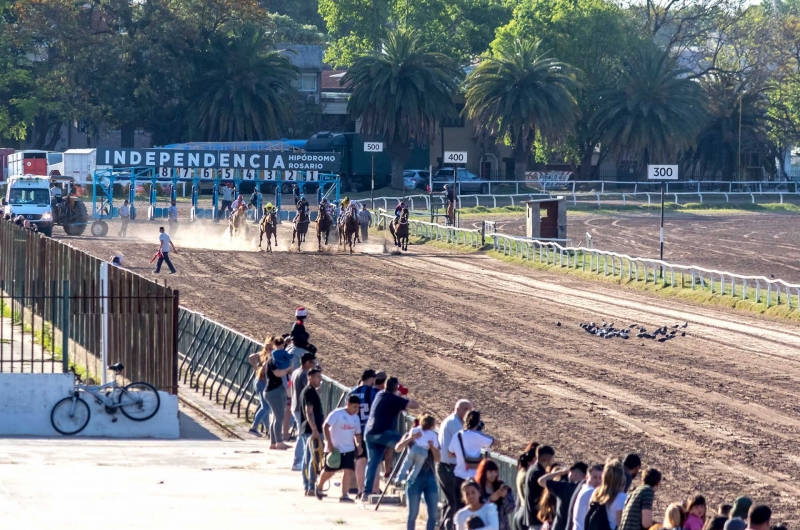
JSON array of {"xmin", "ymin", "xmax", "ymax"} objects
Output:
[{"xmin": 50, "ymin": 362, "xmax": 161, "ymax": 435}]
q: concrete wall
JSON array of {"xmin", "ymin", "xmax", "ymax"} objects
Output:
[{"xmin": 0, "ymin": 373, "xmax": 179, "ymax": 438}]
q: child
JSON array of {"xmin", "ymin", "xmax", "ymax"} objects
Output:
[{"xmin": 396, "ymin": 414, "xmax": 438, "ymax": 485}]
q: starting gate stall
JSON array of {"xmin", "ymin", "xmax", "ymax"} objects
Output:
[{"xmin": 91, "ymin": 167, "xmax": 153, "ymax": 224}]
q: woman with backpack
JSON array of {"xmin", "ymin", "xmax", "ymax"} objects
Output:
[
  {"xmin": 248, "ymin": 334, "xmax": 275, "ymax": 437},
  {"xmin": 585, "ymin": 459, "xmax": 627, "ymax": 530}
]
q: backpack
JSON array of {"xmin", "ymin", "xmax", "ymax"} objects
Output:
[{"xmin": 585, "ymin": 502, "xmax": 612, "ymax": 530}]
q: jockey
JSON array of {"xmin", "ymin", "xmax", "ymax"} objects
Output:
[
  {"xmin": 263, "ymin": 202, "xmax": 275, "ymax": 214},
  {"xmin": 297, "ymin": 195, "xmax": 309, "ymax": 215},
  {"xmin": 290, "ymin": 307, "xmax": 317, "ymax": 354},
  {"xmin": 341, "ymin": 196, "xmax": 350, "ymax": 210},
  {"xmin": 394, "ymin": 201, "xmax": 406, "ymax": 222},
  {"xmin": 231, "ymin": 194, "xmax": 247, "ymax": 211}
]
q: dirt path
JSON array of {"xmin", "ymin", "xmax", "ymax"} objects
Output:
[{"xmin": 64, "ymin": 224, "xmax": 800, "ymax": 523}]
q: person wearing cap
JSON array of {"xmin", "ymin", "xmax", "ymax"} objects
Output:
[
  {"xmin": 290, "ymin": 352, "xmax": 317, "ymax": 471},
  {"xmin": 351, "ymin": 369, "xmax": 378, "ymax": 497},
  {"xmin": 110, "ymin": 254, "xmax": 124, "ymax": 268},
  {"xmin": 297, "ymin": 194, "xmax": 309, "ymax": 216},
  {"xmin": 316, "ymin": 394, "xmax": 363, "ymax": 502},
  {"xmin": 293, "ymin": 184, "xmax": 301, "ymax": 205},
  {"xmin": 724, "ymin": 497, "xmax": 752, "ymax": 530},
  {"xmin": 443, "ymin": 183, "xmax": 458, "ymax": 225},
  {"xmin": 290, "ymin": 307, "xmax": 316, "ymax": 354},
  {"xmin": 394, "ymin": 200, "xmax": 406, "ymax": 221},
  {"xmin": 536, "ymin": 462, "xmax": 587, "ymax": 530},
  {"xmin": 300, "ymin": 367, "xmax": 325, "ymax": 496},
  {"xmin": 363, "ymin": 377, "xmax": 419, "ymax": 502}
]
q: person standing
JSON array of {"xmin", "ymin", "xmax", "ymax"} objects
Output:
[
  {"xmin": 351, "ymin": 369, "xmax": 378, "ymax": 497},
  {"xmin": 293, "ymin": 184, "xmax": 301, "ymax": 205},
  {"xmin": 290, "ymin": 352, "xmax": 316, "ymax": 471},
  {"xmin": 219, "ymin": 183, "xmax": 233, "ymax": 220},
  {"xmin": 438, "ymin": 399, "xmax": 473, "ymax": 530},
  {"xmin": 168, "ymin": 199, "xmax": 178, "ymax": 236},
  {"xmin": 622, "ymin": 454, "xmax": 641, "ymax": 492},
  {"xmin": 744, "ymin": 506, "xmax": 771, "ymax": 530},
  {"xmin": 263, "ymin": 336, "xmax": 292, "ymax": 450},
  {"xmin": 363, "ymin": 377, "xmax": 419, "ymax": 502},
  {"xmin": 476, "ymin": 459, "xmax": 515, "ymax": 530},
  {"xmin": 291, "ymin": 307, "xmax": 316, "ymax": 354},
  {"xmin": 454, "ymin": 480, "xmax": 500, "ymax": 530},
  {"xmin": 359, "ymin": 204, "xmax": 372, "ymax": 242},
  {"xmin": 449, "ymin": 410, "xmax": 493, "ymax": 485},
  {"xmin": 537, "ymin": 462, "xmax": 587, "ymax": 530},
  {"xmin": 316, "ymin": 395, "xmax": 363, "ymax": 502},
  {"xmin": 519, "ymin": 445, "xmax": 556, "ymax": 530},
  {"xmin": 153, "ymin": 226, "xmax": 177, "ymax": 274},
  {"xmin": 118, "ymin": 199, "xmax": 130, "ymax": 238},
  {"xmin": 316, "ymin": 186, "xmax": 323, "ymax": 205},
  {"xmin": 586, "ymin": 459, "xmax": 627, "ymax": 530},
  {"xmin": 248, "ymin": 338, "xmax": 274, "ymax": 438},
  {"xmin": 618, "ymin": 469, "xmax": 661, "ymax": 530},
  {"xmin": 571, "ymin": 464, "xmax": 604, "ymax": 530},
  {"xmin": 300, "ymin": 367, "xmax": 325, "ymax": 496},
  {"xmin": 396, "ymin": 414, "xmax": 441, "ymax": 530}
]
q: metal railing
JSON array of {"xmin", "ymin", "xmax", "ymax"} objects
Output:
[
  {"xmin": 374, "ymin": 211, "xmax": 484, "ymax": 248},
  {"xmin": 177, "ymin": 307, "xmax": 521, "ymax": 495},
  {"xmin": 491, "ymin": 232, "xmax": 800, "ymax": 310}
]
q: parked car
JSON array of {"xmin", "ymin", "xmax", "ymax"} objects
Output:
[
  {"xmin": 432, "ymin": 168, "xmax": 489, "ymax": 194},
  {"xmin": 403, "ymin": 169, "xmax": 430, "ymax": 191}
]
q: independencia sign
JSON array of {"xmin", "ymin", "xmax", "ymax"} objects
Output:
[{"xmin": 96, "ymin": 148, "xmax": 341, "ymax": 172}]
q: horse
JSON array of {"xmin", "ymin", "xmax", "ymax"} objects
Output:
[
  {"xmin": 228, "ymin": 204, "xmax": 248, "ymax": 240},
  {"xmin": 316, "ymin": 205, "xmax": 332, "ymax": 251},
  {"xmin": 292, "ymin": 208, "xmax": 310, "ymax": 250},
  {"xmin": 338, "ymin": 208, "xmax": 360, "ymax": 254},
  {"xmin": 390, "ymin": 208, "xmax": 410, "ymax": 251},
  {"xmin": 259, "ymin": 209, "xmax": 278, "ymax": 252}
]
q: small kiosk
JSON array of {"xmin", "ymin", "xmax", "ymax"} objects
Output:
[{"xmin": 523, "ymin": 196, "xmax": 567, "ymax": 241}]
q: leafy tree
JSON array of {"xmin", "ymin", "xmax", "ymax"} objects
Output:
[
  {"xmin": 492, "ymin": 0, "xmax": 644, "ymax": 178},
  {"xmin": 589, "ymin": 48, "xmax": 707, "ymax": 168},
  {"xmin": 342, "ymin": 30, "xmax": 461, "ymax": 189},
  {"xmin": 687, "ymin": 75, "xmax": 771, "ymax": 179},
  {"xmin": 464, "ymin": 38, "xmax": 581, "ymax": 179},
  {"xmin": 191, "ymin": 27, "xmax": 299, "ymax": 141}
]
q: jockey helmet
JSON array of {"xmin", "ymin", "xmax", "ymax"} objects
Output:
[
  {"xmin": 238, "ymin": 194, "xmax": 243, "ymax": 199},
  {"xmin": 321, "ymin": 197, "xmax": 327, "ymax": 203},
  {"xmin": 444, "ymin": 184, "xmax": 451, "ymax": 189},
  {"xmin": 295, "ymin": 307, "xmax": 308, "ymax": 318},
  {"xmin": 265, "ymin": 202, "xmax": 274, "ymax": 210},
  {"xmin": 400, "ymin": 201, "xmax": 406, "ymax": 207},
  {"xmin": 300, "ymin": 194, "xmax": 306, "ymax": 200}
]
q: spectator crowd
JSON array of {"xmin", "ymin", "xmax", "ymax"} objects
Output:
[{"xmin": 250, "ymin": 310, "xmax": 785, "ymax": 530}]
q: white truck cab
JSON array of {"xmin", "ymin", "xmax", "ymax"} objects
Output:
[{"xmin": 2, "ymin": 175, "xmax": 54, "ymax": 236}]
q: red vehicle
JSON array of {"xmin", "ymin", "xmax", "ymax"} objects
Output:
[{"xmin": 8, "ymin": 150, "xmax": 48, "ymax": 178}]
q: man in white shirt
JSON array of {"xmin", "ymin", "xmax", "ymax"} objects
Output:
[
  {"xmin": 219, "ymin": 183, "xmax": 233, "ymax": 220},
  {"xmin": 316, "ymin": 395, "xmax": 363, "ymax": 503},
  {"xmin": 437, "ymin": 399, "xmax": 473, "ymax": 530},
  {"xmin": 118, "ymin": 200, "xmax": 130, "ymax": 237},
  {"xmin": 571, "ymin": 464, "xmax": 604, "ymax": 530},
  {"xmin": 167, "ymin": 199, "xmax": 178, "ymax": 235},
  {"xmin": 154, "ymin": 226, "xmax": 178, "ymax": 274}
]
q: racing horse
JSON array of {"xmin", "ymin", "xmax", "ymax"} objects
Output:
[
  {"xmin": 338, "ymin": 207, "xmax": 360, "ymax": 254},
  {"xmin": 292, "ymin": 208, "xmax": 310, "ymax": 251},
  {"xmin": 228, "ymin": 204, "xmax": 248, "ymax": 240},
  {"xmin": 316, "ymin": 205, "xmax": 332, "ymax": 251},
  {"xmin": 390, "ymin": 208, "xmax": 410, "ymax": 251},
  {"xmin": 258, "ymin": 208, "xmax": 278, "ymax": 252}
]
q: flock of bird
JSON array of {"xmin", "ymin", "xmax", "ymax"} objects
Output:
[{"xmin": 559, "ymin": 320, "xmax": 690, "ymax": 342}]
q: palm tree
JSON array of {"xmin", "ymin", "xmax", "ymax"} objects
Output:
[
  {"xmin": 589, "ymin": 48, "xmax": 707, "ymax": 166},
  {"xmin": 342, "ymin": 29, "xmax": 461, "ymax": 189},
  {"xmin": 464, "ymin": 38, "xmax": 581, "ymax": 180},
  {"xmin": 192, "ymin": 28, "xmax": 299, "ymax": 142}
]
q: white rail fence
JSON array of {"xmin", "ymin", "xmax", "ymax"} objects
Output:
[
  {"xmin": 367, "ymin": 179, "xmax": 800, "ymax": 211},
  {"xmin": 374, "ymin": 211, "xmax": 484, "ymax": 248},
  {"xmin": 491, "ymin": 232, "xmax": 800, "ymax": 310}
]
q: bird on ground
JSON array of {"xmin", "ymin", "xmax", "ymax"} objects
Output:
[
  {"xmin": 681, "ymin": 322, "xmax": 688, "ymax": 328},
  {"xmin": 556, "ymin": 321, "xmax": 562, "ymax": 327}
]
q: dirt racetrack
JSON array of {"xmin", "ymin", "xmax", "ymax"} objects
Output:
[
  {"xmin": 65, "ymin": 220, "xmax": 800, "ymax": 523},
  {"xmin": 470, "ymin": 210, "xmax": 800, "ymax": 283}
]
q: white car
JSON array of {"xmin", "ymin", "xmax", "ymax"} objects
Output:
[
  {"xmin": 2, "ymin": 175, "xmax": 54, "ymax": 236},
  {"xmin": 403, "ymin": 169, "xmax": 430, "ymax": 191}
]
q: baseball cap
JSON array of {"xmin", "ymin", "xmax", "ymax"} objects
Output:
[
  {"xmin": 731, "ymin": 497, "xmax": 753, "ymax": 520},
  {"xmin": 398, "ymin": 384, "xmax": 409, "ymax": 396},
  {"xmin": 375, "ymin": 371, "xmax": 387, "ymax": 383}
]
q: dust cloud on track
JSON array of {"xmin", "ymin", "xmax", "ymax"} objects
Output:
[{"xmin": 64, "ymin": 219, "xmax": 800, "ymax": 523}]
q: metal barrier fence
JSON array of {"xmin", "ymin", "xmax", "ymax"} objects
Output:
[
  {"xmin": 374, "ymin": 211, "xmax": 484, "ymax": 248},
  {"xmin": 491, "ymin": 232, "xmax": 800, "ymax": 310},
  {"xmin": 177, "ymin": 307, "xmax": 520, "ymax": 495},
  {"xmin": 0, "ymin": 220, "xmax": 179, "ymax": 392}
]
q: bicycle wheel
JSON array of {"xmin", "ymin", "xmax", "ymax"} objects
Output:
[
  {"xmin": 50, "ymin": 396, "xmax": 91, "ymax": 435},
  {"xmin": 117, "ymin": 382, "xmax": 160, "ymax": 421}
]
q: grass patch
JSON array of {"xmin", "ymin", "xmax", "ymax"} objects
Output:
[
  {"xmin": 458, "ymin": 201, "xmax": 800, "ymax": 218},
  {"xmin": 459, "ymin": 205, "xmax": 525, "ymax": 216},
  {"xmin": 487, "ymin": 249, "xmax": 800, "ymax": 322}
]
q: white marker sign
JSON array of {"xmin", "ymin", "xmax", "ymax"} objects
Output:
[
  {"xmin": 364, "ymin": 142, "xmax": 384, "ymax": 153},
  {"xmin": 444, "ymin": 151, "xmax": 468, "ymax": 164},
  {"xmin": 648, "ymin": 165, "xmax": 679, "ymax": 180}
]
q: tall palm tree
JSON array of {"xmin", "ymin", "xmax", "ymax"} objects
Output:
[
  {"xmin": 193, "ymin": 28, "xmax": 299, "ymax": 142},
  {"xmin": 589, "ymin": 48, "xmax": 707, "ymax": 166},
  {"xmin": 464, "ymin": 38, "xmax": 581, "ymax": 180},
  {"xmin": 342, "ymin": 29, "xmax": 461, "ymax": 190}
]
